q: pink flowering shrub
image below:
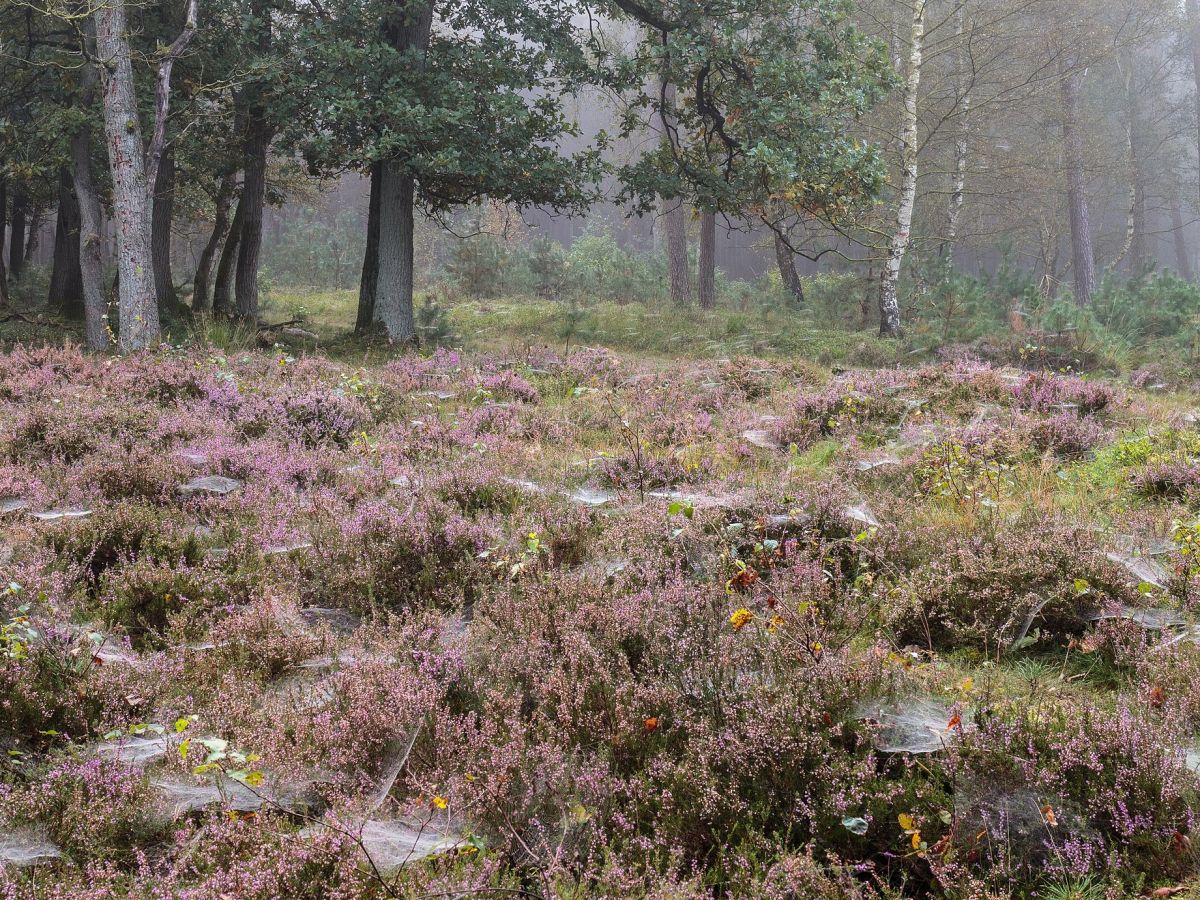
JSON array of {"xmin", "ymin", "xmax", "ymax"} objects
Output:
[
  {"xmin": 0, "ymin": 758, "xmax": 163, "ymax": 862},
  {"xmin": 477, "ymin": 370, "xmax": 541, "ymax": 404},
  {"xmin": 0, "ymin": 343, "xmax": 1195, "ymax": 896},
  {"xmin": 1134, "ymin": 459, "xmax": 1200, "ymax": 501},
  {"xmin": 1012, "ymin": 372, "xmax": 1122, "ymax": 416},
  {"xmin": 1025, "ymin": 412, "xmax": 1108, "ymax": 457}
]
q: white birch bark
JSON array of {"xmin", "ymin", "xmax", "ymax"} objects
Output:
[
  {"xmin": 945, "ymin": 3, "xmax": 968, "ymax": 272},
  {"xmin": 878, "ymin": 0, "xmax": 925, "ymax": 338}
]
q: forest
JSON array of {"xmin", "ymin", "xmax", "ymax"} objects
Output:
[{"xmin": 6, "ymin": 0, "xmax": 1200, "ymax": 898}]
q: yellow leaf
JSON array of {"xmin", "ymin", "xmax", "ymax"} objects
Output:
[
  {"xmin": 911, "ymin": 831, "xmax": 923, "ymax": 850},
  {"xmin": 244, "ymin": 771, "xmax": 264, "ymax": 787},
  {"xmin": 898, "ymin": 813, "xmax": 915, "ymax": 831}
]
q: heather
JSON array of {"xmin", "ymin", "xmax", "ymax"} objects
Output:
[{"xmin": 0, "ymin": 339, "xmax": 1199, "ymax": 900}]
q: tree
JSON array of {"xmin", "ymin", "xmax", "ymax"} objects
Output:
[
  {"xmin": 93, "ymin": 0, "xmax": 197, "ymax": 350},
  {"xmin": 192, "ymin": 173, "xmax": 237, "ymax": 313},
  {"xmin": 878, "ymin": 0, "xmax": 925, "ymax": 337},
  {"xmin": 609, "ymin": 0, "xmax": 893, "ymax": 310},
  {"xmin": 233, "ymin": 0, "xmax": 275, "ymax": 322},
  {"xmin": 293, "ymin": 0, "xmax": 607, "ymax": 343},
  {"xmin": 698, "ymin": 210, "xmax": 715, "ymax": 309}
]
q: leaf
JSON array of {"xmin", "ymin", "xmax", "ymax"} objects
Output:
[
  {"xmin": 179, "ymin": 739, "xmax": 191, "ymax": 760},
  {"xmin": 174, "ymin": 717, "xmax": 191, "ymax": 733},
  {"xmin": 911, "ymin": 831, "xmax": 923, "ymax": 850},
  {"xmin": 841, "ymin": 816, "xmax": 869, "ymax": 836},
  {"xmin": 898, "ymin": 813, "xmax": 915, "ymax": 831},
  {"xmin": 243, "ymin": 771, "xmax": 264, "ymax": 787}
]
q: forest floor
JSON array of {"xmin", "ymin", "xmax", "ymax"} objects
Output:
[{"xmin": 0, "ymin": 304, "xmax": 1199, "ymax": 897}]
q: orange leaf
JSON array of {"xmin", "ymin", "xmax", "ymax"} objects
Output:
[{"xmin": 1040, "ymin": 805, "xmax": 1057, "ymax": 827}]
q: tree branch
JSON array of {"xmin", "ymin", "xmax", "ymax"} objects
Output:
[{"xmin": 145, "ymin": 0, "xmax": 198, "ymax": 194}]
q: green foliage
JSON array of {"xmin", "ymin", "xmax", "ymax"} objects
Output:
[
  {"xmin": 527, "ymin": 236, "xmax": 567, "ymax": 299},
  {"xmin": 262, "ymin": 207, "xmax": 364, "ymax": 290},
  {"xmin": 447, "ymin": 233, "xmax": 509, "ymax": 299},
  {"xmin": 289, "ymin": 0, "xmax": 608, "ymax": 217},
  {"xmin": 613, "ymin": 0, "xmax": 895, "ymax": 231},
  {"xmin": 415, "ymin": 296, "xmax": 460, "ymax": 348}
]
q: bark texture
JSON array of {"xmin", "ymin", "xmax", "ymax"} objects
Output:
[
  {"xmin": 664, "ymin": 198, "xmax": 691, "ymax": 306},
  {"xmin": 373, "ymin": 2, "xmax": 433, "ymax": 342},
  {"xmin": 94, "ymin": 0, "xmax": 196, "ymax": 350},
  {"xmin": 0, "ymin": 181, "xmax": 7, "ymax": 306},
  {"xmin": 192, "ymin": 173, "xmax": 236, "ymax": 314},
  {"xmin": 945, "ymin": 4, "xmax": 968, "ymax": 270},
  {"xmin": 95, "ymin": 0, "xmax": 160, "ymax": 350},
  {"xmin": 235, "ymin": 0, "xmax": 271, "ymax": 328},
  {"xmin": 1189, "ymin": 0, "xmax": 1200, "ymax": 231},
  {"xmin": 698, "ymin": 211, "xmax": 716, "ymax": 310},
  {"xmin": 1172, "ymin": 195, "xmax": 1194, "ymax": 282},
  {"xmin": 774, "ymin": 233, "xmax": 805, "ymax": 305},
  {"xmin": 48, "ymin": 170, "xmax": 84, "ymax": 317},
  {"xmin": 8, "ymin": 191, "xmax": 27, "ymax": 282},
  {"xmin": 356, "ymin": 162, "xmax": 382, "ymax": 332},
  {"xmin": 24, "ymin": 206, "xmax": 44, "ymax": 265},
  {"xmin": 659, "ymin": 79, "xmax": 691, "ymax": 306},
  {"xmin": 69, "ymin": 41, "xmax": 111, "ymax": 350},
  {"xmin": 152, "ymin": 145, "xmax": 179, "ymax": 311},
  {"xmin": 1060, "ymin": 64, "xmax": 1097, "ymax": 306},
  {"xmin": 878, "ymin": 0, "xmax": 925, "ymax": 338},
  {"xmin": 213, "ymin": 196, "xmax": 243, "ymax": 316}
]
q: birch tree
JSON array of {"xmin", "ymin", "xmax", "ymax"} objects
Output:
[{"xmin": 877, "ymin": 0, "xmax": 924, "ymax": 338}]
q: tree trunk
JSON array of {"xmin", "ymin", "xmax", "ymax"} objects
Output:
[
  {"xmin": 1188, "ymin": 0, "xmax": 1200, "ymax": 221},
  {"xmin": 192, "ymin": 173, "xmax": 236, "ymax": 314},
  {"xmin": 94, "ymin": 0, "xmax": 196, "ymax": 350},
  {"xmin": 0, "ymin": 180, "xmax": 8, "ymax": 306},
  {"xmin": 664, "ymin": 198, "xmax": 691, "ymax": 306},
  {"xmin": 1060, "ymin": 64, "xmax": 1097, "ymax": 307},
  {"xmin": 373, "ymin": 0, "xmax": 433, "ymax": 342},
  {"xmin": 152, "ymin": 144, "xmax": 179, "ymax": 312},
  {"xmin": 356, "ymin": 161, "xmax": 382, "ymax": 332},
  {"xmin": 1172, "ymin": 194, "xmax": 1194, "ymax": 282},
  {"xmin": 1113, "ymin": 49, "xmax": 1148, "ymax": 274},
  {"xmin": 235, "ymin": 111, "xmax": 269, "ymax": 322},
  {"xmin": 48, "ymin": 170, "xmax": 84, "ymax": 317},
  {"xmin": 24, "ymin": 205, "xmax": 45, "ymax": 265},
  {"xmin": 213, "ymin": 196, "xmax": 243, "ymax": 316},
  {"xmin": 374, "ymin": 162, "xmax": 418, "ymax": 342},
  {"xmin": 8, "ymin": 191, "xmax": 27, "ymax": 282},
  {"xmin": 878, "ymin": 0, "xmax": 925, "ymax": 338},
  {"xmin": 94, "ymin": 0, "xmax": 160, "ymax": 350},
  {"xmin": 944, "ymin": 4, "xmax": 968, "ymax": 272},
  {"xmin": 69, "ymin": 38, "xmax": 111, "ymax": 350},
  {"xmin": 774, "ymin": 232, "xmax": 805, "ymax": 305},
  {"xmin": 658, "ymin": 75, "xmax": 691, "ymax": 306},
  {"xmin": 698, "ymin": 211, "xmax": 716, "ymax": 310}
]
